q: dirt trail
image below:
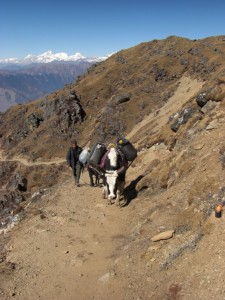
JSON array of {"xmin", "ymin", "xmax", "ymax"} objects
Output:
[
  {"xmin": 1, "ymin": 171, "xmax": 135, "ymax": 300},
  {"xmin": 1, "ymin": 140, "xmax": 225, "ymax": 299},
  {"xmin": 0, "ymin": 149, "xmax": 65, "ymax": 166}
]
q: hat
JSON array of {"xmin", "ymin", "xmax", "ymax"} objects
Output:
[{"xmin": 71, "ymin": 140, "xmax": 77, "ymax": 144}]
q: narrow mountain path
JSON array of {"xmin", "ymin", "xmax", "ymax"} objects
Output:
[
  {"xmin": 0, "ymin": 149, "xmax": 65, "ymax": 166},
  {"xmin": 1, "ymin": 172, "xmax": 135, "ymax": 300}
]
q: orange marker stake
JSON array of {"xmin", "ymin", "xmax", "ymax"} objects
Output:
[{"xmin": 215, "ymin": 204, "xmax": 222, "ymax": 218}]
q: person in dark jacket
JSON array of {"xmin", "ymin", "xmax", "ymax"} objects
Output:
[{"xmin": 66, "ymin": 140, "xmax": 83, "ymax": 187}]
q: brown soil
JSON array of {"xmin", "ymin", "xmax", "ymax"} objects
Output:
[
  {"xmin": 1, "ymin": 155, "xmax": 225, "ymax": 300},
  {"xmin": 0, "ymin": 171, "xmax": 135, "ymax": 300}
]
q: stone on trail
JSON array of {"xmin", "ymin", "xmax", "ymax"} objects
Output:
[
  {"xmin": 151, "ymin": 230, "xmax": 175, "ymax": 242},
  {"xmin": 194, "ymin": 143, "xmax": 205, "ymax": 150},
  {"xmin": 98, "ymin": 272, "xmax": 116, "ymax": 283}
]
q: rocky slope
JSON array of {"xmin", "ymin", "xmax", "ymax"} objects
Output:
[
  {"xmin": 1, "ymin": 35, "xmax": 225, "ymax": 299},
  {"xmin": 1, "ymin": 36, "xmax": 225, "ymax": 156}
]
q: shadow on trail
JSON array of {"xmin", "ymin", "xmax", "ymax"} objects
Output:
[{"xmin": 123, "ymin": 174, "xmax": 147, "ymax": 206}]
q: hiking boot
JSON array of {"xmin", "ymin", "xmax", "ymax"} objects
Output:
[{"xmin": 76, "ymin": 183, "xmax": 80, "ymax": 187}]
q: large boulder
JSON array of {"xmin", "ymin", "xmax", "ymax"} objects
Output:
[
  {"xmin": 196, "ymin": 92, "xmax": 208, "ymax": 107},
  {"xmin": 170, "ymin": 107, "xmax": 194, "ymax": 132},
  {"xmin": 112, "ymin": 93, "xmax": 131, "ymax": 104}
]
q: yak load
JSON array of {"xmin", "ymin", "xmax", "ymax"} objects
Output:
[{"xmin": 79, "ymin": 138, "xmax": 137, "ymax": 206}]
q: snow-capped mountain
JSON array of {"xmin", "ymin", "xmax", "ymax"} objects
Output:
[
  {"xmin": 0, "ymin": 51, "xmax": 111, "ymax": 112},
  {"xmin": 0, "ymin": 50, "xmax": 110, "ymax": 65}
]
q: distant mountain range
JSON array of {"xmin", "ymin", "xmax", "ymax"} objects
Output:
[
  {"xmin": 0, "ymin": 51, "xmax": 109, "ymax": 112},
  {"xmin": 0, "ymin": 50, "xmax": 109, "ymax": 66}
]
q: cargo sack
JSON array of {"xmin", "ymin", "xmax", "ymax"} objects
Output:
[
  {"xmin": 79, "ymin": 148, "xmax": 90, "ymax": 165},
  {"xmin": 117, "ymin": 138, "xmax": 137, "ymax": 161},
  {"xmin": 89, "ymin": 143, "xmax": 107, "ymax": 166}
]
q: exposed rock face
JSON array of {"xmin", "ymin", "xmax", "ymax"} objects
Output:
[
  {"xmin": 0, "ymin": 191, "xmax": 24, "ymax": 209},
  {"xmin": 0, "ymin": 90, "xmax": 86, "ymax": 158},
  {"xmin": 25, "ymin": 113, "xmax": 44, "ymax": 131},
  {"xmin": 0, "ymin": 163, "xmax": 27, "ymax": 228},
  {"xmin": 0, "ymin": 159, "xmax": 68, "ymax": 230},
  {"xmin": 42, "ymin": 92, "xmax": 86, "ymax": 128},
  {"xmin": 170, "ymin": 107, "xmax": 195, "ymax": 132},
  {"xmin": 0, "ymin": 162, "xmax": 18, "ymax": 187}
]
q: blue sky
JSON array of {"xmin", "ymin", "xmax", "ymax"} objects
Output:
[{"xmin": 0, "ymin": 0, "xmax": 224, "ymax": 59}]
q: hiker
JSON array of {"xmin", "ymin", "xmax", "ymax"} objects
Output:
[{"xmin": 66, "ymin": 140, "xmax": 83, "ymax": 187}]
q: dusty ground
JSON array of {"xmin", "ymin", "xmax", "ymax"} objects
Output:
[
  {"xmin": 0, "ymin": 170, "xmax": 138, "ymax": 300},
  {"xmin": 1, "ymin": 154, "xmax": 225, "ymax": 300}
]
